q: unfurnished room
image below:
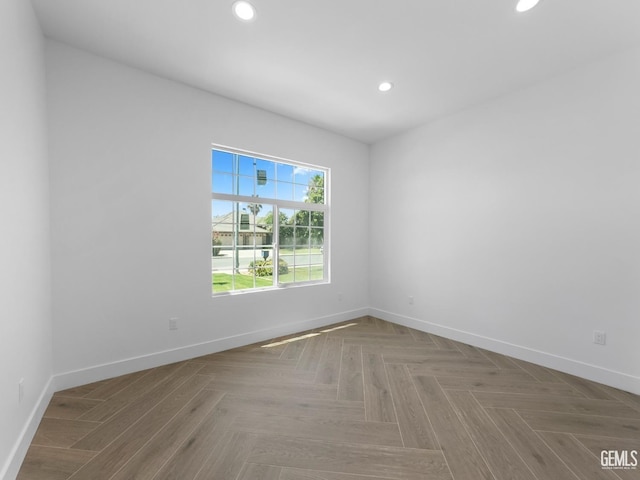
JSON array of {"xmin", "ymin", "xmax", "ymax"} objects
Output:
[{"xmin": 1, "ymin": 1, "xmax": 640, "ymax": 479}]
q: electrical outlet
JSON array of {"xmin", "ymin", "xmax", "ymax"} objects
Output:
[
  {"xmin": 18, "ymin": 378, "xmax": 24, "ymax": 404},
  {"xmin": 593, "ymin": 330, "xmax": 606, "ymax": 345},
  {"xmin": 169, "ymin": 317, "xmax": 178, "ymax": 331},
  {"xmin": 408, "ymin": 296, "xmax": 414, "ymax": 305},
  {"xmin": 338, "ymin": 292, "xmax": 343, "ymax": 301}
]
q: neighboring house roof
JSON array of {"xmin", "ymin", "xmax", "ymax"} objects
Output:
[{"xmin": 212, "ymin": 212, "xmax": 270, "ymax": 233}]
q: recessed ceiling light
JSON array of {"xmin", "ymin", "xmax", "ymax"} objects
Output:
[
  {"xmin": 516, "ymin": 0, "xmax": 540, "ymax": 13},
  {"xmin": 378, "ymin": 82, "xmax": 393, "ymax": 92},
  {"xmin": 232, "ymin": 1, "xmax": 256, "ymax": 21}
]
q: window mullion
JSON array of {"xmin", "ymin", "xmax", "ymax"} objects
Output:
[{"xmin": 273, "ymin": 204, "xmax": 280, "ymax": 286}]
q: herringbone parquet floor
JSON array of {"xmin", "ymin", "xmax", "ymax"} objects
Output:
[{"xmin": 18, "ymin": 317, "xmax": 640, "ymax": 480}]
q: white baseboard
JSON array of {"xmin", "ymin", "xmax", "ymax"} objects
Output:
[
  {"xmin": 369, "ymin": 308, "xmax": 640, "ymax": 396},
  {"xmin": 54, "ymin": 307, "xmax": 369, "ymax": 392},
  {"xmin": 1, "ymin": 377, "xmax": 54, "ymax": 480}
]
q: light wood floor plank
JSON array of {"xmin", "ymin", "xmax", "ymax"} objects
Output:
[
  {"xmin": 446, "ymin": 390, "xmax": 537, "ymax": 480},
  {"xmin": 17, "ymin": 446, "xmax": 96, "ymax": 480},
  {"xmin": 363, "ymin": 352, "xmax": 396, "ymax": 423},
  {"xmin": 484, "ymin": 407, "xmax": 579, "ymax": 480},
  {"xmin": 509, "ymin": 358, "xmax": 565, "ymax": 383},
  {"xmin": 473, "ymin": 391, "xmax": 640, "ymax": 418},
  {"xmin": 232, "ymin": 412, "xmax": 403, "ymax": 447},
  {"xmin": 280, "ymin": 469, "xmax": 398, "ymax": 480},
  {"xmin": 361, "ymin": 345, "xmax": 445, "ymax": 356},
  {"xmin": 437, "ymin": 375, "xmax": 585, "ymax": 397},
  {"xmin": 191, "ymin": 351, "xmax": 298, "ymax": 368},
  {"xmin": 538, "ymin": 432, "xmax": 621, "ymax": 480},
  {"xmin": 109, "ymin": 388, "xmax": 225, "ymax": 480},
  {"xmin": 43, "ymin": 395, "xmax": 103, "ymax": 420},
  {"xmin": 82, "ymin": 370, "xmax": 150, "ymax": 400},
  {"xmin": 296, "ymin": 334, "xmax": 328, "ymax": 372},
  {"xmin": 200, "ymin": 363, "xmax": 316, "ymax": 384},
  {"xmin": 222, "ymin": 393, "xmax": 365, "ymax": 421},
  {"xmin": 31, "ymin": 418, "xmax": 100, "ymax": 449},
  {"xmin": 518, "ymin": 410, "xmax": 640, "ymax": 440},
  {"xmin": 205, "ymin": 378, "xmax": 339, "ymax": 401},
  {"xmin": 555, "ymin": 372, "xmax": 616, "ymax": 400},
  {"xmin": 315, "ymin": 337, "xmax": 343, "ymax": 384},
  {"xmin": 67, "ymin": 374, "xmax": 211, "ymax": 479},
  {"xmin": 77, "ymin": 362, "xmax": 188, "ymax": 423},
  {"xmin": 55, "ymin": 379, "xmax": 113, "ymax": 399},
  {"xmin": 411, "ymin": 376, "xmax": 494, "ymax": 480},
  {"xmin": 596, "ymin": 384, "xmax": 640, "ymax": 413},
  {"xmin": 248, "ymin": 436, "xmax": 451, "ymax": 480},
  {"xmin": 238, "ymin": 463, "xmax": 282, "ymax": 480},
  {"xmin": 407, "ymin": 364, "xmax": 537, "ymax": 382},
  {"xmin": 452, "ymin": 342, "xmax": 489, "ymax": 361},
  {"xmin": 71, "ymin": 362, "xmax": 203, "ymax": 451},
  {"xmin": 194, "ymin": 431, "xmax": 257, "ymax": 480},
  {"xmin": 337, "ymin": 344, "xmax": 364, "ymax": 401},
  {"xmin": 407, "ymin": 328, "xmax": 436, "ymax": 344},
  {"xmin": 474, "ymin": 348, "xmax": 521, "ymax": 369},
  {"xmin": 385, "ymin": 354, "xmax": 492, "ymax": 368},
  {"xmin": 385, "ymin": 364, "xmax": 439, "ymax": 450},
  {"xmin": 151, "ymin": 404, "xmax": 235, "ymax": 480},
  {"xmin": 573, "ymin": 435, "xmax": 640, "ymax": 480},
  {"xmin": 279, "ymin": 338, "xmax": 310, "ymax": 361},
  {"xmin": 427, "ymin": 334, "xmax": 461, "ymax": 350}
]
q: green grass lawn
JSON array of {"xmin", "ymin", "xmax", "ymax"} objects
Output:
[
  {"xmin": 213, "ymin": 265, "xmax": 324, "ymax": 292},
  {"xmin": 212, "ymin": 273, "xmax": 273, "ymax": 292},
  {"xmin": 280, "ymin": 265, "xmax": 324, "ymax": 283}
]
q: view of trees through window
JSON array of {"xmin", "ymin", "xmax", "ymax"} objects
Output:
[{"xmin": 211, "ymin": 147, "xmax": 328, "ymax": 293}]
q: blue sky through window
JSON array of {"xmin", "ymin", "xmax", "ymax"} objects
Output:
[{"xmin": 211, "ymin": 149, "xmax": 325, "ymax": 212}]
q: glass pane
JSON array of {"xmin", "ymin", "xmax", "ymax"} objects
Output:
[
  {"xmin": 310, "ymin": 227, "xmax": 324, "ymax": 247},
  {"xmin": 279, "ymin": 208, "xmax": 294, "ymax": 247},
  {"xmin": 294, "ymin": 183, "xmax": 308, "ymax": 202},
  {"xmin": 306, "ymin": 173, "xmax": 325, "ymax": 204},
  {"xmin": 245, "ymin": 201, "xmax": 264, "ymax": 218},
  {"xmin": 294, "ymin": 266, "xmax": 311, "ymax": 282},
  {"xmin": 295, "ymin": 246, "xmax": 314, "ymax": 267},
  {"xmin": 310, "ymin": 246, "xmax": 324, "ymax": 271},
  {"xmin": 295, "ymin": 210, "xmax": 310, "ymax": 226},
  {"xmin": 279, "ymin": 246, "xmax": 295, "ymax": 284},
  {"xmin": 310, "ymin": 211, "xmax": 324, "ymax": 227},
  {"xmin": 308, "ymin": 170, "xmax": 324, "ymax": 182},
  {"xmin": 212, "ymin": 150, "xmax": 233, "ymax": 173},
  {"xmin": 309, "ymin": 264, "xmax": 324, "ymax": 281},
  {"xmin": 294, "ymin": 166, "xmax": 312, "ymax": 186},
  {"xmin": 256, "ymin": 179, "xmax": 275, "ymax": 199},
  {"xmin": 238, "ymin": 155, "xmax": 254, "ymax": 176},
  {"xmin": 213, "ymin": 271, "xmax": 233, "ymax": 293},
  {"xmin": 256, "ymin": 159, "xmax": 275, "ymax": 182},
  {"xmin": 212, "ymin": 200, "xmax": 233, "ymax": 222},
  {"xmin": 276, "ymin": 181, "xmax": 293, "ymax": 201},
  {"xmin": 212, "ymin": 173, "xmax": 233, "ymax": 194},
  {"xmin": 277, "ymin": 163, "xmax": 293, "ymax": 183},
  {"xmin": 238, "ymin": 176, "xmax": 254, "ymax": 196},
  {"xmin": 295, "ymin": 227, "xmax": 309, "ymax": 248}
]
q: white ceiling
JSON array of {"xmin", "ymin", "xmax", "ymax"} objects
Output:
[{"xmin": 32, "ymin": 0, "xmax": 640, "ymax": 144}]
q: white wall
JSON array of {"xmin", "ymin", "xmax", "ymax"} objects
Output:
[
  {"xmin": 46, "ymin": 41, "xmax": 369, "ymax": 385},
  {"xmin": 370, "ymin": 47, "xmax": 640, "ymax": 394},
  {"xmin": 0, "ymin": 1, "xmax": 53, "ymax": 478}
]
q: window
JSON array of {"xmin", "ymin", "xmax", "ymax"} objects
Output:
[{"xmin": 211, "ymin": 146, "xmax": 328, "ymax": 294}]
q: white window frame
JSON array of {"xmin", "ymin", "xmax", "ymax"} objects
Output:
[{"xmin": 211, "ymin": 144, "xmax": 330, "ymax": 295}]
